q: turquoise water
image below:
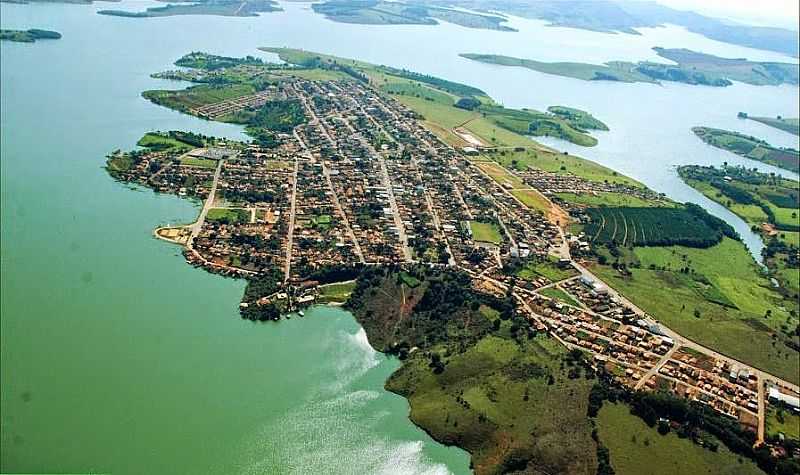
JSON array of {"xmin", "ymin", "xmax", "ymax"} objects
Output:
[
  {"xmin": 0, "ymin": 3, "xmax": 470, "ymax": 474},
  {"xmin": 1, "ymin": 1, "xmax": 798, "ymax": 472}
]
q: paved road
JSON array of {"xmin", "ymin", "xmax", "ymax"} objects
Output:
[
  {"xmin": 188, "ymin": 158, "xmax": 224, "ymax": 243},
  {"xmin": 284, "ymin": 157, "xmax": 300, "ymax": 282}
]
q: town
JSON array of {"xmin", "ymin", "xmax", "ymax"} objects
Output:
[{"xmin": 108, "ymin": 72, "xmax": 799, "ymax": 457}]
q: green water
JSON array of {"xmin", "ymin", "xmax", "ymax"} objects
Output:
[{"xmin": 0, "ymin": 4, "xmax": 470, "ymax": 474}]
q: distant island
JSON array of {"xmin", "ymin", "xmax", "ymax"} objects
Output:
[
  {"xmin": 310, "ymin": 0, "xmax": 515, "ymax": 31},
  {"xmin": 424, "ymin": 0, "xmax": 799, "ymax": 56},
  {"xmin": 461, "ymin": 47, "xmax": 800, "ymax": 87},
  {"xmin": 0, "ymin": 28, "xmax": 61, "ymax": 43},
  {"xmin": 739, "ymin": 113, "xmax": 800, "ymax": 137},
  {"xmin": 98, "ymin": 0, "xmax": 279, "ymax": 18},
  {"xmin": 693, "ymin": 127, "xmax": 800, "ymax": 173}
]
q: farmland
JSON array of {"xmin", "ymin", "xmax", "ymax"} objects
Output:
[
  {"xmin": 693, "ymin": 127, "xmax": 800, "ymax": 173},
  {"xmin": 590, "ymin": 237, "xmax": 800, "ymax": 383},
  {"xmin": 597, "ymin": 403, "xmax": 764, "ymax": 475},
  {"xmin": 678, "ymin": 165, "xmax": 800, "ymax": 295},
  {"xmin": 584, "ymin": 205, "xmax": 737, "ymax": 248},
  {"xmin": 143, "ymin": 84, "xmax": 256, "ymax": 114}
]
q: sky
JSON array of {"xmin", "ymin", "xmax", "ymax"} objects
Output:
[{"xmin": 656, "ymin": 0, "xmax": 800, "ymax": 30}]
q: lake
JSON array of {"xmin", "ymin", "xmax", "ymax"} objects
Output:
[{"xmin": 1, "ymin": 1, "xmax": 798, "ymax": 473}]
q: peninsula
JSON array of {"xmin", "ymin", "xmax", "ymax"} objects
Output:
[
  {"xmin": 98, "ymin": 0, "xmax": 279, "ymax": 18},
  {"xmin": 0, "ymin": 28, "xmax": 61, "ymax": 42},
  {"xmin": 678, "ymin": 164, "xmax": 799, "ymax": 297},
  {"xmin": 425, "ymin": 0, "xmax": 800, "ymax": 56},
  {"xmin": 107, "ymin": 48, "xmax": 800, "ymax": 474},
  {"xmin": 693, "ymin": 126, "xmax": 800, "ymax": 173},
  {"xmin": 461, "ymin": 47, "xmax": 800, "ymax": 87},
  {"xmin": 311, "ymin": 0, "xmax": 515, "ymax": 31},
  {"xmin": 740, "ymin": 113, "xmax": 800, "ymax": 136}
]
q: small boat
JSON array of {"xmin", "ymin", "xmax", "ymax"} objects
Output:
[{"xmin": 298, "ymin": 310, "xmax": 305, "ymax": 317}]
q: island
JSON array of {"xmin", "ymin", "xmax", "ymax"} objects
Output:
[
  {"xmin": 310, "ymin": 0, "xmax": 515, "ymax": 31},
  {"xmin": 693, "ymin": 126, "xmax": 800, "ymax": 173},
  {"xmin": 461, "ymin": 47, "xmax": 800, "ymax": 87},
  {"xmin": 740, "ymin": 113, "xmax": 800, "ymax": 137},
  {"xmin": 107, "ymin": 48, "xmax": 800, "ymax": 474},
  {"xmin": 98, "ymin": 0, "xmax": 279, "ymax": 18},
  {"xmin": 0, "ymin": 28, "xmax": 61, "ymax": 42},
  {"xmin": 424, "ymin": 0, "xmax": 799, "ymax": 57},
  {"xmin": 678, "ymin": 164, "xmax": 799, "ymax": 298}
]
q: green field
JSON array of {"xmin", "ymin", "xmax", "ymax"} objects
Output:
[
  {"xmin": 678, "ymin": 165, "xmax": 799, "ymax": 295},
  {"xmin": 206, "ymin": 208, "xmax": 250, "ymax": 225},
  {"xmin": 510, "ymin": 189, "xmax": 551, "ymax": 213},
  {"xmin": 748, "ymin": 116, "xmax": 800, "ymax": 136},
  {"xmin": 346, "ymin": 268, "xmax": 600, "ymax": 474},
  {"xmin": 469, "ymin": 220, "xmax": 502, "ymax": 244},
  {"xmin": 766, "ymin": 406, "xmax": 800, "ymax": 441},
  {"xmin": 597, "ymin": 403, "xmax": 764, "ymax": 475},
  {"xmin": 540, "ymin": 287, "xmax": 581, "ymax": 307},
  {"xmin": 137, "ymin": 132, "xmax": 196, "ymax": 152},
  {"xmin": 590, "ymin": 237, "xmax": 799, "ymax": 383},
  {"xmin": 179, "ymin": 157, "xmax": 217, "ymax": 168},
  {"xmin": 143, "ymin": 83, "xmax": 256, "ymax": 113},
  {"xmin": 317, "ymin": 281, "xmax": 356, "ymax": 303},
  {"xmin": 487, "ymin": 148, "xmax": 643, "ymax": 189},
  {"xmin": 693, "ymin": 127, "xmax": 800, "ymax": 173},
  {"xmin": 547, "ymin": 106, "xmax": 608, "ymax": 131},
  {"xmin": 517, "ymin": 256, "xmax": 577, "ymax": 282}
]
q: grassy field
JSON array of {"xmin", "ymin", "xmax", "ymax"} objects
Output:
[
  {"xmin": 347, "ymin": 268, "xmax": 599, "ymax": 474},
  {"xmin": 517, "ymin": 256, "xmax": 578, "ymax": 282},
  {"xmin": 510, "ymin": 189, "xmax": 551, "ymax": 214},
  {"xmin": 317, "ymin": 281, "xmax": 356, "ymax": 303},
  {"xmin": 693, "ymin": 127, "xmax": 799, "ymax": 173},
  {"xmin": 540, "ymin": 287, "xmax": 581, "ymax": 307},
  {"xmin": 765, "ymin": 406, "xmax": 800, "ymax": 440},
  {"xmin": 486, "ymin": 148, "xmax": 643, "ymax": 189},
  {"xmin": 474, "ymin": 160, "xmax": 526, "ymax": 189},
  {"xmin": 388, "ymin": 332, "xmax": 598, "ymax": 474},
  {"xmin": 179, "ymin": 157, "xmax": 217, "ymax": 168},
  {"xmin": 597, "ymin": 403, "xmax": 764, "ymax": 475},
  {"xmin": 590, "ymin": 238, "xmax": 799, "ymax": 383},
  {"xmin": 469, "ymin": 220, "xmax": 502, "ymax": 244},
  {"xmin": 143, "ymin": 83, "xmax": 256, "ymax": 113},
  {"xmin": 137, "ymin": 132, "xmax": 195, "ymax": 152},
  {"xmin": 206, "ymin": 208, "xmax": 250, "ymax": 224}
]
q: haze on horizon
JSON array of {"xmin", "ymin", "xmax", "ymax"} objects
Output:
[{"xmin": 655, "ymin": 0, "xmax": 800, "ymax": 31}]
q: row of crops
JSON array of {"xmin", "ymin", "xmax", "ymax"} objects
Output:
[{"xmin": 584, "ymin": 205, "xmax": 737, "ymax": 248}]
